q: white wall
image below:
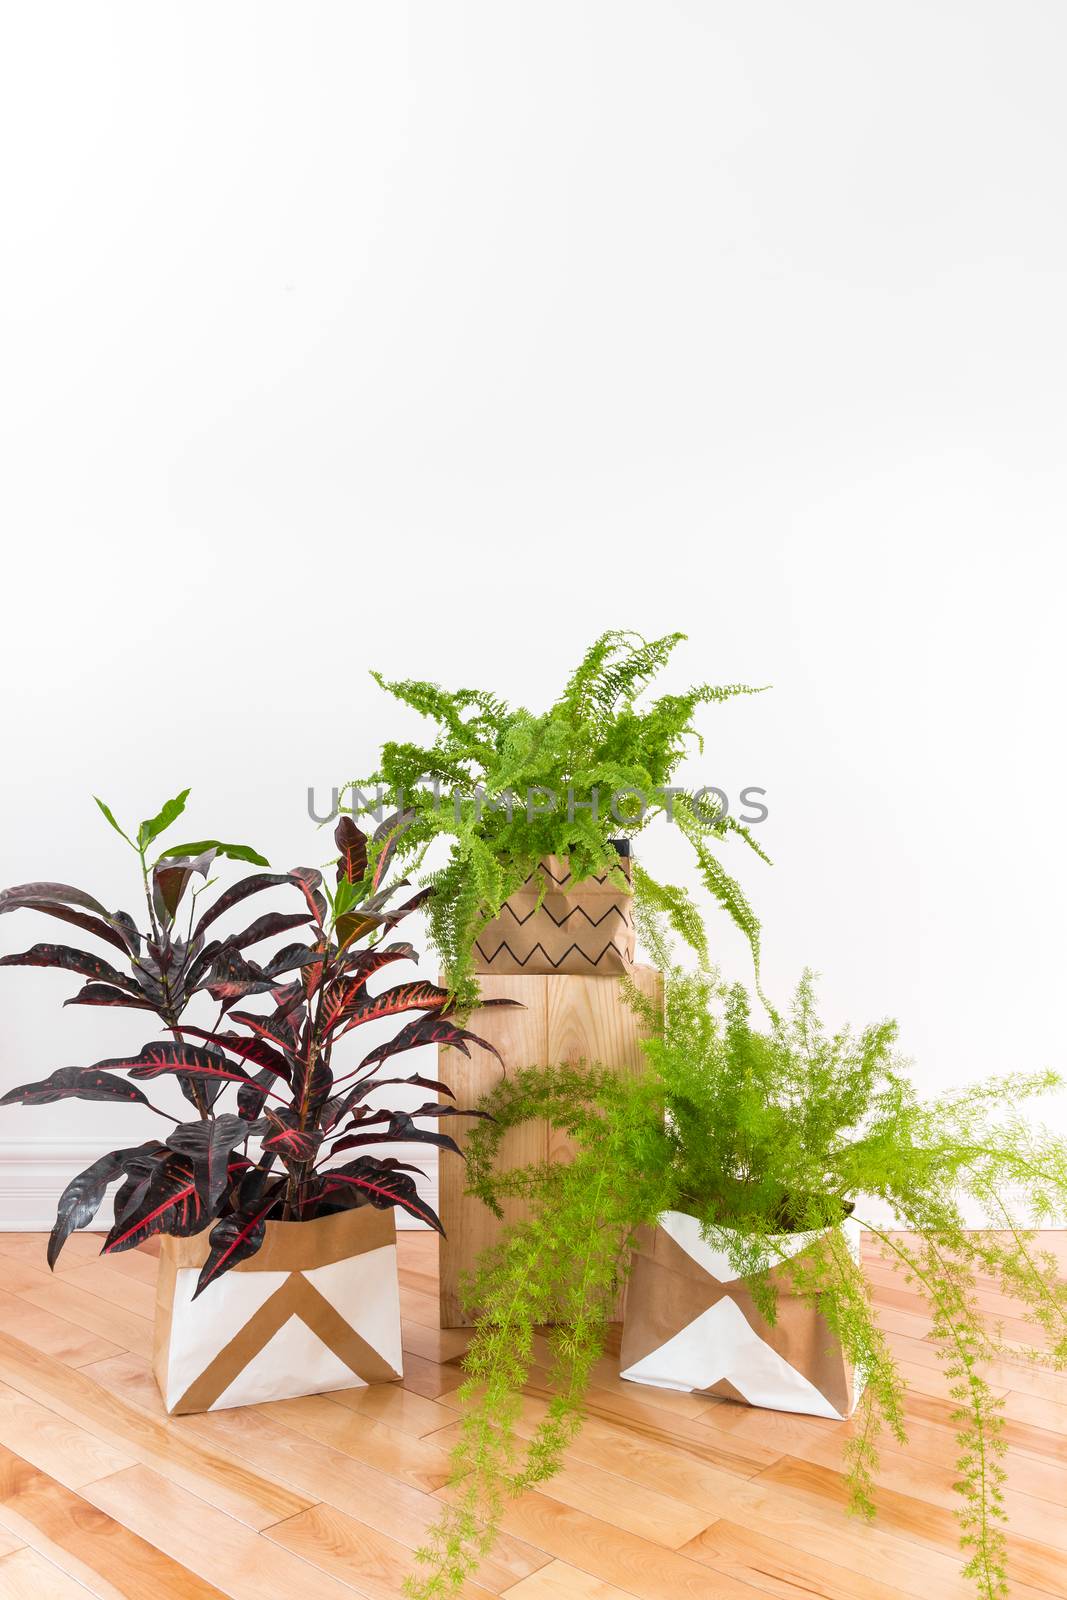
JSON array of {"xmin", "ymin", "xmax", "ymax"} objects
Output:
[{"xmin": 2, "ymin": 3, "xmax": 1065, "ymax": 1226}]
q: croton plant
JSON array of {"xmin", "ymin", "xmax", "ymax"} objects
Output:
[{"xmin": 0, "ymin": 791, "xmax": 509, "ymax": 1295}]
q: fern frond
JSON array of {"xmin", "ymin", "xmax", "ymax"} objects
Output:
[{"xmin": 348, "ymin": 632, "xmax": 772, "ymax": 1004}]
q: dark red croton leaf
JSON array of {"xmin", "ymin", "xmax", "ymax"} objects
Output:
[
  {"xmin": 318, "ymin": 977, "xmax": 368, "ymax": 1036},
  {"xmin": 408, "ymin": 1099, "xmax": 493, "ymax": 1119},
  {"xmin": 328, "ymin": 1114, "xmax": 462, "ymax": 1162},
  {"xmin": 293, "ymin": 940, "xmax": 327, "ymax": 1002},
  {"xmin": 0, "ymin": 1066, "xmax": 152, "ymax": 1108},
  {"xmin": 261, "ymin": 943, "xmax": 323, "ymax": 981},
  {"xmin": 358, "ymin": 881, "xmax": 409, "ymax": 916},
  {"xmin": 340, "ymin": 940, "xmax": 417, "ymax": 980},
  {"xmin": 175, "ymin": 937, "xmax": 221, "ymax": 990},
  {"xmin": 0, "ymin": 943, "xmax": 143, "ymax": 995},
  {"xmin": 317, "ymin": 1154, "xmax": 444, "ymax": 1232},
  {"xmin": 63, "ymin": 982, "xmax": 156, "ymax": 1011},
  {"xmin": 237, "ymin": 1066, "xmax": 281, "ymax": 1122},
  {"xmin": 200, "ymin": 948, "xmax": 274, "ymax": 1004},
  {"xmin": 227, "ymin": 1008, "xmax": 303, "ymax": 1059},
  {"xmin": 192, "ymin": 1198, "xmax": 282, "ymax": 1298},
  {"xmin": 111, "ymin": 1041, "xmax": 259, "ymax": 1092},
  {"xmin": 192, "ymin": 871, "xmax": 301, "ymax": 941},
  {"xmin": 108, "ymin": 911, "xmax": 142, "ymax": 956},
  {"xmin": 316, "ymin": 1072, "xmax": 461, "ymax": 1137},
  {"xmin": 260, "ymin": 1107, "xmax": 323, "ymax": 1166},
  {"xmin": 290, "ymin": 1050, "xmax": 333, "ymax": 1124},
  {"xmin": 101, "ymin": 1151, "xmax": 244, "ymax": 1253},
  {"xmin": 369, "ymin": 809, "xmax": 414, "ymax": 891},
  {"xmin": 47, "ymin": 1143, "xmax": 163, "ymax": 1268},
  {"xmin": 289, "ymin": 867, "xmax": 327, "ymax": 929},
  {"xmin": 106, "ymin": 1142, "xmax": 170, "ymax": 1245},
  {"xmin": 358, "ymin": 1014, "xmax": 504, "ymax": 1072},
  {"xmin": 319, "ymin": 944, "xmax": 418, "ymax": 1033},
  {"xmin": 152, "ymin": 849, "xmax": 216, "ymax": 923},
  {"xmin": 332, "ymin": 1071, "xmax": 457, "ymax": 1115},
  {"xmin": 0, "ymin": 897, "xmax": 131, "ymax": 954},
  {"xmin": 0, "ymin": 881, "xmax": 110, "ymax": 919},
  {"xmin": 271, "ymin": 981, "xmax": 310, "ymax": 1025},
  {"xmin": 324, "ymin": 1106, "xmax": 393, "ymax": 1139},
  {"xmin": 111, "ymin": 1172, "xmax": 150, "ymax": 1236},
  {"xmin": 165, "ymin": 1114, "xmax": 249, "ymax": 1209},
  {"xmin": 227, "ymin": 910, "xmax": 313, "ymax": 951},
  {"xmin": 237, "ymin": 1156, "xmax": 278, "ymax": 1209},
  {"xmin": 333, "ymin": 980, "xmax": 451, "ymax": 1038},
  {"xmin": 335, "ymin": 816, "xmax": 368, "ymax": 885},
  {"xmin": 383, "ymin": 886, "xmax": 433, "ymax": 926},
  {"xmin": 181, "ymin": 1026, "xmax": 291, "ymax": 1080}
]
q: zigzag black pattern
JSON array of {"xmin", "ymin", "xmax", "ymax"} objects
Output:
[
  {"xmin": 473, "ymin": 937, "xmax": 635, "ymax": 971},
  {"xmin": 493, "ymin": 900, "xmax": 634, "ymax": 932},
  {"xmin": 517, "ymin": 861, "xmax": 632, "ymax": 891}
]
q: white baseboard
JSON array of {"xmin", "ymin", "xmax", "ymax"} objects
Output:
[{"xmin": 0, "ymin": 1139, "xmax": 437, "ymax": 1232}]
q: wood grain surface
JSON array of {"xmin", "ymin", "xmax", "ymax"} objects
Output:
[
  {"xmin": 438, "ymin": 969, "xmax": 663, "ymax": 1326},
  {"xmin": 0, "ymin": 1227, "xmax": 1062, "ymax": 1599}
]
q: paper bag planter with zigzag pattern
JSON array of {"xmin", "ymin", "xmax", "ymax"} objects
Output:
[
  {"xmin": 619, "ymin": 1210, "xmax": 865, "ymax": 1418},
  {"xmin": 473, "ymin": 852, "xmax": 636, "ymax": 978}
]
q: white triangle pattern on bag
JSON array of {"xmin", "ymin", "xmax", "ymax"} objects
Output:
[
  {"xmin": 209, "ymin": 1311, "xmax": 368, "ymax": 1410},
  {"xmin": 165, "ymin": 1242, "xmax": 403, "ymax": 1412},
  {"xmin": 305, "ymin": 1244, "xmax": 403, "ymax": 1377},
  {"xmin": 165, "ymin": 1268, "xmax": 288, "ymax": 1411},
  {"xmin": 658, "ymin": 1209, "xmax": 834, "ymax": 1283},
  {"xmin": 619, "ymin": 1295, "xmax": 848, "ymax": 1418}
]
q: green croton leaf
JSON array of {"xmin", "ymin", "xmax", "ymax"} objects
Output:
[
  {"xmin": 137, "ymin": 788, "xmax": 192, "ymax": 851},
  {"xmin": 92, "ymin": 796, "xmax": 136, "ymax": 848},
  {"xmin": 158, "ymin": 839, "xmax": 270, "ymax": 868}
]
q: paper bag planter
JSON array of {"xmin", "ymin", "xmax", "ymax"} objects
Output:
[
  {"xmin": 154, "ymin": 1206, "xmax": 402, "ymax": 1415},
  {"xmin": 619, "ymin": 1210, "xmax": 865, "ymax": 1420},
  {"xmin": 473, "ymin": 854, "xmax": 636, "ymax": 978}
]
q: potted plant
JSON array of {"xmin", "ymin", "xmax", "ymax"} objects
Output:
[
  {"xmin": 0, "ymin": 791, "xmax": 510, "ymax": 1413},
  {"xmin": 346, "ymin": 630, "xmax": 769, "ymax": 1011},
  {"xmin": 409, "ymin": 961, "xmax": 1067, "ymax": 1600}
]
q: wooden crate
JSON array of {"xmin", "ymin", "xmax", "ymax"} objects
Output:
[{"xmin": 437, "ymin": 966, "xmax": 662, "ymax": 1327}]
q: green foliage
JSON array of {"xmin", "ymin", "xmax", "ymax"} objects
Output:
[
  {"xmin": 157, "ymin": 839, "xmax": 271, "ymax": 866},
  {"xmin": 408, "ymin": 967, "xmax": 1067, "ymax": 1600},
  {"xmin": 137, "ymin": 789, "xmax": 192, "ymax": 851},
  {"xmin": 0, "ymin": 803, "xmax": 488, "ymax": 1277},
  {"xmin": 407, "ymin": 1064, "xmax": 668, "ymax": 1598},
  {"xmin": 92, "ymin": 789, "xmax": 268, "ymax": 868},
  {"xmin": 345, "ymin": 631, "xmax": 768, "ymax": 1010}
]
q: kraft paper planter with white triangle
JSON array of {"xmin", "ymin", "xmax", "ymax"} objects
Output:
[
  {"xmin": 153, "ymin": 1206, "xmax": 403, "ymax": 1415},
  {"xmin": 619, "ymin": 1209, "xmax": 865, "ymax": 1420}
]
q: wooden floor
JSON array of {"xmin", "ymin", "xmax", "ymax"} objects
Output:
[{"xmin": 0, "ymin": 1232, "xmax": 1064, "ymax": 1600}]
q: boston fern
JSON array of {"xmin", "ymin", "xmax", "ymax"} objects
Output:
[
  {"xmin": 410, "ymin": 965, "xmax": 1067, "ymax": 1600},
  {"xmin": 0, "ymin": 792, "xmax": 509, "ymax": 1291},
  {"xmin": 346, "ymin": 630, "xmax": 768, "ymax": 1010}
]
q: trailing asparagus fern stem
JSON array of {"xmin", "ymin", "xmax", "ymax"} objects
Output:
[
  {"xmin": 409, "ymin": 963, "xmax": 1067, "ymax": 1599},
  {"xmin": 406, "ymin": 1067, "xmax": 665, "ymax": 1599}
]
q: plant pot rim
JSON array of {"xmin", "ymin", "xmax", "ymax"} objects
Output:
[
  {"xmin": 672, "ymin": 1194, "xmax": 856, "ymax": 1237},
  {"xmin": 158, "ymin": 1202, "xmax": 396, "ymax": 1276}
]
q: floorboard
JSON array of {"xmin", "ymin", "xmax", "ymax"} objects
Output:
[{"xmin": 0, "ymin": 1230, "xmax": 1058, "ymax": 1600}]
